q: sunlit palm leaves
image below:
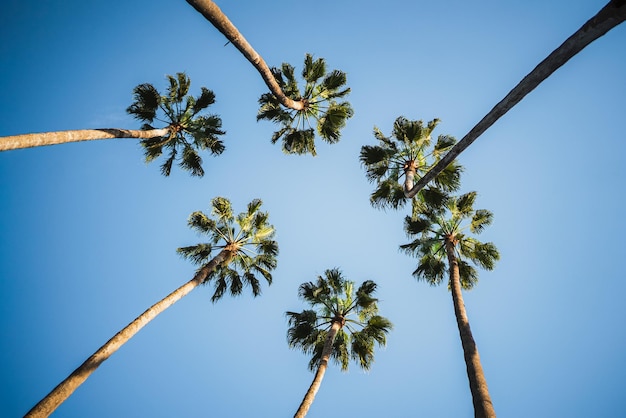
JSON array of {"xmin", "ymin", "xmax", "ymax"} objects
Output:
[
  {"xmin": 257, "ymin": 54, "xmax": 353, "ymax": 156},
  {"xmin": 286, "ymin": 268, "xmax": 392, "ymax": 371},
  {"xmin": 127, "ymin": 72, "xmax": 225, "ymax": 176},
  {"xmin": 177, "ymin": 197, "xmax": 278, "ymax": 302},
  {"xmin": 401, "ymin": 191, "xmax": 499, "ymax": 290},
  {"xmin": 360, "ymin": 117, "xmax": 463, "ymax": 212}
]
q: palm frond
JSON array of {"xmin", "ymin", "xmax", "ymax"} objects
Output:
[
  {"xmin": 302, "ymin": 54, "xmax": 326, "ymax": 84},
  {"xmin": 176, "ymin": 243, "xmax": 213, "ymax": 264},
  {"xmin": 210, "ymin": 275, "xmax": 228, "ymax": 302},
  {"xmin": 317, "ymin": 102, "xmax": 353, "ymax": 143},
  {"xmin": 179, "ymin": 145, "xmax": 204, "ymax": 177},
  {"xmin": 186, "ymin": 210, "xmax": 217, "ymax": 234},
  {"xmin": 433, "ymin": 134, "xmax": 456, "ymax": 155},
  {"xmin": 455, "ymin": 191, "xmax": 477, "ymax": 216},
  {"xmin": 160, "ymin": 149, "xmax": 177, "ymax": 177},
  {"xmin": 331, "ymin": 329, "xmax": 350, "ymax": 371},
  {"xmin": 127, "ymin": 83, "xmax": 160, "ymax": 122},
  {"xmin": 193, "ymin": 87, "xmax": 216, "ymax": 114},
  {"xmin": 404, "ymin": 215, "xmax": 432, "ymax": 237},
  {"xmin": 320, "ymin": 70, "xmax": 350, "ymax": 98},
  {"xmin": 370, "ymin": 179, "xmax": 407, "ymax": 210},
  {"xmin": 457, "ymin": 259, "xmax": 479, "ymax": 290},
  {"xmin": 283, "ymin": 128, "xmax": 316, "ymax": 156},
  {"xmin": 415, "ymin": 255, "xmax": 447, "ymax": 286},
  {"xmin": 166, "ymin": 72, "xmax": 191, "ymax": 103},
  {"xmin": 470, "ymin": 209, "xmax": 493, "ymax": 234},
  {"xmin": 433, "ymin": 161, "xmax": 463, "ymax": 192},
  {"xmin": 470, "ymin": 241, "xmax": 500, "ymax": 270},
  {"xmin": 211, "ymin": 197, "xmax": 233, "ymax": 222}
]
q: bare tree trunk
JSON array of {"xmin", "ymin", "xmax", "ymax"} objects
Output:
[
  {"xmin": 185, "ymin": 0, "xmax": 304, "ymax": 111},
  {"xmin": 406, "ymin": 0, "xmax": 626, "ymax": 198},
  {"xmin": 24, "ymin": 249, "xmax": 230, "ymax": 418},
  {"xmin": 0, "ymin": 128, "xmax": 170, "ymax": 152},
  {"xmin": 293, "ymin": 320, "xmax": 341, "ymax": 418},
  {"xmin": 445, "ymin": 239, "xmax": 496, "ymax": 418}
]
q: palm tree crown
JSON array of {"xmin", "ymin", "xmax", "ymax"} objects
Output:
[
  {"xmin": 177, "ymin": 197, "xmax": 278, "ymax": 302},
  {"xmin": 401, "ymin": 191, "xmax": 499, "ymax": 289},
  {"xmin": 286, "ymin": 268, "xmax": 392, "ymax": 371},
  {"xmin": 360, "ymin": 117, "xmax": 463, "ymax": 213},
  {"xmin": 127, "ymin": 72, "xmax": 226, "ymax": 177},
  {"xmin": 257, "ymin": 54, "xmax": 353, "ymax": 156}
]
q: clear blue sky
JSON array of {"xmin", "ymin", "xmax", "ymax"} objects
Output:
[{"xmin": 1, "ymin": 1, "xmax": 625, "ymax": 417}]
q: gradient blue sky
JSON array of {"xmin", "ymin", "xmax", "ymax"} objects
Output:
[{"xmin": 1, "ymin": 1, "xmax": 625, "ymax": 417}]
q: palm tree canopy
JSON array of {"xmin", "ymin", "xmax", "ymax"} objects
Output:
[
  {"xmin": 359, "ymin": 117, "xmax": 463, "ymax": 212},
  {"xmin": 177, "ymin": 197, "xmax": 278, "ymax": 302},
  {"xmin": 127, "ymin": 72, "xmax": 226, "ymax": 177},
  {"xmin": 401, "ymin": 191, "xmax": 500, "ymax": 290},
  {"xmin": 286, "ymin": 268, "xmax": 392, "ymax": 371},
  {"xmin": 257, "ymin": 54, "xmax": 353, "ymax": 156}
]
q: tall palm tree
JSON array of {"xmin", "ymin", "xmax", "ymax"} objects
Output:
[
  {"xmin": 401, "ymin": 191, "xmax": 499, "ymax": 418},
  {"xmin": 126, "ymin": 72, "xmax": 225, "ymax": 177},
  {"xmin": 407, "ymin": 0, "xmax": 626, "ymax": 197},
  {"xmin": 286, "ymin": 268, "xmax": 392, "ymax": 418},
  {"xmin": 25, "ymin": 197, "xmax": 278, "ymax": 418},
  {"xmin": 257, "ymin": 54, "xmax": 353, "ymax": 156},
  {"xmin": 185, "ymin": 0, "xmax": 352, "ymax": 156},
  {"xmin": 359, "ymin": 117, "xmax": 462, "ymax": 213},
  {"xmin": 1, "ymin": 73, "xmax": 225, "ymax": 177}
]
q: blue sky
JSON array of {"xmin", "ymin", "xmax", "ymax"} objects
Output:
[{"xmin": 1, "ymin": 1, "xmax": 625, "ymax": 417}]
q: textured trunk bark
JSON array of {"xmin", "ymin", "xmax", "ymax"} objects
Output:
[
  {"xmin": 404, "ymin": 161, "xmax": 417, "ymax": 195},
  {"xmin": 0, "ymin": 128, "xmax": 170, "ymax": 152},
  {"xmin": 24, "ymin": 249, "xmax": 231, "ymax": 418},
  {"xmin": 445, "ymin": 239, "xmax": 496, "ymax": 418},
  {"xmin": 185, "ymin": 0, "xmax": 304, "ymax": 111},
  {"xmin": 293, "ymin": 320, "xmax": 342, "ymax": 418},
  {"xmin": 406, "ymin": 0, "xmax": 626, "ymax": 198}
]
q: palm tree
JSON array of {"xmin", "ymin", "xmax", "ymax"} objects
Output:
[
  {"xmin": 401, "ymin": 191, "xmax": 499, "ymax": 418},
  {"xmin": 359, "ymin": 117, "xmax": 462, "ymax": 213},
  {"xmin": 257, "ymin": 54, "xmax": 353, "ymax": 156},
  {"xmin": 286, "ymin": 268, "xmax": 392, "ymax": 418},
  {"xmin": 1, "ymin": 73, "xmax": 225, "ymax": 177},
  {"xmin": 126, "ymin": 72, "xmax": 225, "ymax": 177},
  {"xmin": 407, "ymin": 0, "xmax": 626, "ymax": 197},
  {"xmin": 185, "ymin": 0, "xmax": 353, "ymax": 156},
  {"xmin": 25, "ymin": 197, "xmax": 278, "ymax": 418}
]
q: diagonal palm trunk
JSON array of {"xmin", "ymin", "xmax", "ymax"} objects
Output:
[
  {"xmin": 0, "ymin": 128, "xmax": 170, "ymax": 152},
  {"xmin": 24, "ymin": 249, "xmax": 232, "ymax": 418},
  {"xmin": 445, "ymin": 239, "xmax": 496, "ymax": 418},
  {"xmin": 407, "ymin": 0, "xmax": 626, "ymax": 198},
  {"xmin": 185, "ymin": 0, "xmax": 305, "ymax": 111},
  {"xmin": 293, "ymin": 320, "xmax": 342, "ymax": 418}
]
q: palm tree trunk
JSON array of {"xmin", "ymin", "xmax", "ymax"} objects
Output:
[
  {"xmin": 445, "ymin": 239, "xmax": 496, "ymax": 418},
  {"xmin": 404, "ymin": 161, "xmax": 417, "ymax": 195},
  {"xmin": 0, "ymin": 128, "xmax": 170, "ymax": 152},
  {"xmin": 293, "ymin": 320, "xmax": 341, "ymax": 418},
  {"xmin": 406, "ymin": 0, "xmax": 626, "ymax": 198},
  {"xmin": 24, "ymin": 249, "xmax": 230, "ymax": 418},
  {"xmin": 185, "ymin": 0, "xmax": 304, "ymax": 111}
]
